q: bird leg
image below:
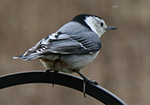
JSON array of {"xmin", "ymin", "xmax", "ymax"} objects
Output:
[{"xmin": 76, "ymin": 71, "xmax": 98, "ymax": 98}]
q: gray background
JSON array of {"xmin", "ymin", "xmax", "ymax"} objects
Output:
[{"xmin": 0, "ymin": 0, "xmax": 150, "ymax": 105}]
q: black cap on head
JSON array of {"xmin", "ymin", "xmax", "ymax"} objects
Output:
[
  {"xmin": 71, "ymin": 14, "xmax": 102, "ymax": 30},
  {"xmin": 72, "ymin": 14, "xmax": 101, "ymax": 22}
]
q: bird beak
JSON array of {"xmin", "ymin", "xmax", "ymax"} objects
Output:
[{"xmin": 105, "ymin": 26, "xmax": 117, "ymax": 30}]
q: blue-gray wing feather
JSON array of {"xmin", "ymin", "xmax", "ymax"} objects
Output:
[{"xmin": 38, "ymin": 32, "xmax": 102, "ymax": 54}]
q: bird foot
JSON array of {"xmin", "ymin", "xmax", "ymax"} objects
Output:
[
  {"xmin": 76, "ymin": 71, "xmax": 98, "ymax": 98},
  {"xmin": 44, "ymin": 69, "xmax": 59, "ymax": 88},
  {"xmin": 84, "ymin": 78, "xmax": 98, "ymax": 85},
  {"xmin": 82, "ymin": 78, "xmax": 98, "ymax": 98}
]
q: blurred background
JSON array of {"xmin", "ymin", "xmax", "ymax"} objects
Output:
[{"xmin": 0, "ymin": 0, "xmax": 150, "ymax": 105}]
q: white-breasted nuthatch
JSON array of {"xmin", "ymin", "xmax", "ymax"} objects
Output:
[{"xmin": 13, "ymin": 14, "xmax": 117, "ymax": 97}]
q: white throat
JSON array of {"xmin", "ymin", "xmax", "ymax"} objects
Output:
[{"xmin": 84, "ymin": 16, "xmax": 106, "ymax": 38}]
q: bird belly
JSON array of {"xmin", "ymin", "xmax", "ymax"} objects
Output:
[
  {"xmin": 40, "ymin": 59, "xmax": 73, "ymax": 73},
  {"xmin": 39, "ymin": 54, "xmax": 72, "ymax": 72},
  {"xmin": 40, "ymin": 51, "xmax": 99, "ymax": 73},
  {"xmin": 61, "ymin": 51, "xmax": 99, "ymax": 71}
]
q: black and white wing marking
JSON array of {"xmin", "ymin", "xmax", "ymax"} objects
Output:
[{"xmin": 24, "ymin": 31, "xmax": 102, "ymax": 56}]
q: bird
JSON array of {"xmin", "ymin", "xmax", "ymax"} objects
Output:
[{"xmin": 13, "ymin": 14, "xmax": 117, "ymax": 97}]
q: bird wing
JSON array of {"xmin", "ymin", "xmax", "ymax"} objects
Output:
[{"xmin": 18, "ymin": 31, "xmax": 102, "ymax": 60}]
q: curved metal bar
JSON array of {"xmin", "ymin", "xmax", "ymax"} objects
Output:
[{"xmin": 0, "ymin": 71, "xmax": 127, "ymax": 105}]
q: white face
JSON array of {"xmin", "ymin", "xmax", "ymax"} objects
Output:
[{"xmin": 84, "ymin": 16, "xmax": 107, "ymax": 37}]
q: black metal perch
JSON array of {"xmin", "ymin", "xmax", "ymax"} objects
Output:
[{"xmin": 0, "ymin": 71, "xmax": 127, "ymax": 105}]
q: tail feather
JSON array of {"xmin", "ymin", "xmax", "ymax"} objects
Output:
[
  {"xmin": 13, "ymin": 54, "xmax": 41, "ymax": 61},
  {"xmin": 12, "ymin": 54, "xmax": 23, "ymax": 59}
]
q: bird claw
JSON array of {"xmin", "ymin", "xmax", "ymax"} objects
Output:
[
  {"xmin": 44, "ymin": 69, "xmax": 52, "ymax": 74},
  {"xmin": 52, "ymin": 83, "xmax": 55, "ymax": 88},
  {"xmin": 82, "ymin": 78, "xmax": 98, "ymax": 98},
  {"xmin": 44, "ymin": 69, "xmax": 59, "ymax": 88},
  {"xmin": 83, "ymin": 81, "xmax": 86, "ymax": 98},
  {"xmin": 76, "ymin": 71, "xmax": 98, "ymax": 98}
]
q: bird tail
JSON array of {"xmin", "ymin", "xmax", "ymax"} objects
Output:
[{"xmin": 12, "ymin": 54, "xmax": 41, "ymax": 61}]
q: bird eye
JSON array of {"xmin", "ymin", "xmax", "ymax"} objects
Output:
[{"xmin": 101, "ymin": 23, "xmax": 104, "ymax": 27}]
